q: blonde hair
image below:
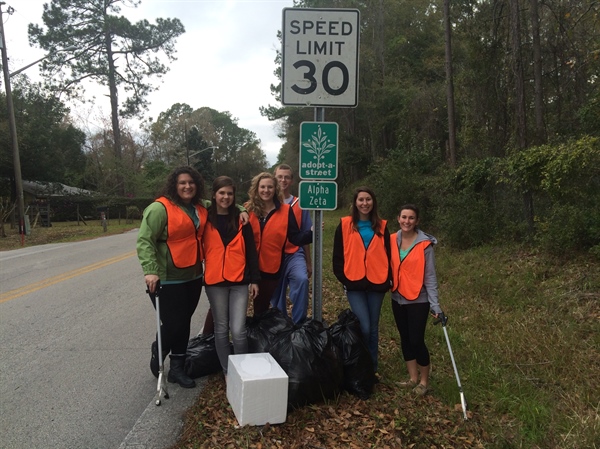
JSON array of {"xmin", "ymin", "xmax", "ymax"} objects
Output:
[{"xmin": 246, "ymin": 172, "xmax": 283, "ymax": 216}]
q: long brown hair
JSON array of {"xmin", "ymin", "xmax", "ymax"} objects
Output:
[
  {"xmin": 350, "ymin": 186, "xmax": 383, "ymax": 235},
  {"xmin": 208, "ymin": 176, "xmax": 239, "ymax": 233},
  {"xmin": 246, "ymin": 172, "xmax": 283, "ymax": 216}
]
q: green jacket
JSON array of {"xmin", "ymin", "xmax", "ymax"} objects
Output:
[{"xmin": 136, "ymin": 200, "xmax": 209, "ymax": 283}]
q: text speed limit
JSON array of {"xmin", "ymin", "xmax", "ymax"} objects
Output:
[{"xmin": 282, "ymin": 8, "xmax": 360, "ymax": 107}]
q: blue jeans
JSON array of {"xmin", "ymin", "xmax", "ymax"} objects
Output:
[
  {"xmin": 272, "ymin": 250, "xmax": 309, "ymax": 324},
  {"xmin": 205, "ymin": 285, "xmax": 249, "ymax": 374},
  {"xmin": 345, "ymin": 290, "xmax": 385, "ymax": 371}
]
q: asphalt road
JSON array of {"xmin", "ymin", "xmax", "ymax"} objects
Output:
[{"xmin": 0, "ymin": 230, "xmax": 209, "ymax": 449}]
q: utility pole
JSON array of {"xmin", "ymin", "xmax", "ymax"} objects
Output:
[{"xmin": 0, "ymin": 3, "xmax": 26, "ymax": 245}]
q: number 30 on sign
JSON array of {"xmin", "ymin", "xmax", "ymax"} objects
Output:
[{"xmin": 282, "ymin": 8, "xmax": 360, "ymax": 108}]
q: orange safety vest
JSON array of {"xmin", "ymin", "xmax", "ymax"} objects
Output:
[
  {"xmin": 248, "ymin": 204, "xmax": 290, "ymax": 274},
  {"xmin": 341, "ymin": 216, "xmax": 389, "ymax": 284},
  {"xmin": 390, "ymin": 234, "xmax": 431, "ymax": 300},
  {"xmin": 284, "ymin": 197, "xmax": 303, "ymax": 254},
  {"xmin": 156, "ymin": 197, "xmax": 207, "ymax": 269},
  {"xmin": 202, "ymin": 221, "xmax": 246, "ymax": 284}
]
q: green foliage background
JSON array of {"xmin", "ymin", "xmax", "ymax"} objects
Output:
[{"xmin": 2, "ymin": 0, "xmax": 599, "ymax": 256}]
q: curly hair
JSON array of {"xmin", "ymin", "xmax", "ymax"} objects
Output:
[
  {"xmin": 160, "ymin": 166, "xmax": 205, "ymax": 205},
  {"xmin": 246, "ymin": 172, "xmax": 283, "ymax": 216},
  {"xmin": 350, "ymin": 186, "xmax": 383, "ymax": 235}
]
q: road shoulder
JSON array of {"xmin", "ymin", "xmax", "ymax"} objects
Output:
[{"xmin": 119, "ymin": 377, "xmax": 208, "ymax": 449}]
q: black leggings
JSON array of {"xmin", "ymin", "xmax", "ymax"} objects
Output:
[
  {"xmin": 391, "ymin": 300, "xmax": 431, "ymax": 366},
  {"xmin": 150, "ymin": 278, "xmax": 202, "ymax": 355}
]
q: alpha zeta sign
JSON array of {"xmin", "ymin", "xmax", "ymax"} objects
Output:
[{"xmin": 282, "ymin": 8, "xmax": 360, "ymax": 107}]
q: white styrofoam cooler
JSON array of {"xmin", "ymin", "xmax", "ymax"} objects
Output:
[{"xmin": 226, "ymin": 352, "xmax": 288, "ymax": 426}]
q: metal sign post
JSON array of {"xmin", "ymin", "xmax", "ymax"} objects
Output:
[
  {"xmin": 312, "ymin": 107, "xmax": 325, "ymax": 322},
  {"xmin": 282, "ymin": 8, "xmax": 360, "ymax": 322}
]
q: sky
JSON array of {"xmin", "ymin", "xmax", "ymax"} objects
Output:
[{"xmin": 2, "ymin": 0, "xmax": 296, "ymax": 165}]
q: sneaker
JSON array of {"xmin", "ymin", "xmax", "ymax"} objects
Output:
[
  {"xmin": 397, "ymin": 379, "xmax": 417, "ymax": 388},
  {"xmin": 413, "ymin": 383, "xmax": 428, "ymax": 396}
]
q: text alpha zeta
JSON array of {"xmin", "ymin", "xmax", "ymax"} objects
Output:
[{"xmin": 307, "ymin": 184, "xmax": 330, "ymax": 195}]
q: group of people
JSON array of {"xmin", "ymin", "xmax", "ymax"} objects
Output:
[
  {"xmin": 332, "ymin": 187, "xmax": 443, "ymax": 396},
  {"xmin": 136, "ymin": 165, "xmax": 313, "ymax": 388},
  {"xmin": 136, "ymin": 165, "xmax": 443, "ymax": 397}
]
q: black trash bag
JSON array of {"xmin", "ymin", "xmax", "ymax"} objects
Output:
[
  {"xmin": 184, "ymin": 333, "xmax": 222, "ymax": 378},
  {"xmin": 246, "ymin": 308, "xmax": 295, "ymax": 353},
  {"xmin": 329, "ymin": 309, "xmax": 376, "ymax": 400},
  {"xmin": 269, "ymin": 319, "xmax": 344, "ymax": 409}
]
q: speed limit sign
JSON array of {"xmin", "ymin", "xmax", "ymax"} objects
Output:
[{"xmin": 282, "ymin": 8, "xmax": 360, "ymax": 107}]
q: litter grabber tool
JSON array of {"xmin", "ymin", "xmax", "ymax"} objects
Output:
[
  {"xmin": 148, "ymin": 283, "xmax": 169, "ymax": 406},
  {"xmin": 432, "ymin": 311, "xmax": 468, "ymax": 420}
]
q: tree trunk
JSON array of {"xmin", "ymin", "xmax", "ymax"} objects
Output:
[
  {"xmin": 510, "ymin": 0, "xmax": 534, "ymax": 233},
  {"xmin": 376, "ymin": 0, "xmax": 386, "ymax": 156},
  {"xmin": 444, "ymin": 0, "xmax": 457, "ymax": 167},
  {"xmin": 105, "ymin": 32, "xmax": 124, "ymax": 196},
  {"xmin": 510, "ymin": 0, "xmax": 527, "ymax": 151},
  {"xmin": 530, "ymin": 0, "xmax": 546, "ymax": 145}
]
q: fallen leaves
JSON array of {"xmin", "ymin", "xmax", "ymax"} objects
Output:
[
  {"xmin": 174, "ymin": 372, "xmax": 489, "ymax": 449},
  {"xmin": 173, "ymin": 286, "xmax": 492, "ymax": 449}
]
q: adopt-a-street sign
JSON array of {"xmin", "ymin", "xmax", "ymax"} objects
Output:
[
  {"xmin": 299, "ymin": 121, "xmax": 338, "ymax": 180},
  {"xmin": 299, "ymin": 181, "xmax": 337, "ymax": 210}
]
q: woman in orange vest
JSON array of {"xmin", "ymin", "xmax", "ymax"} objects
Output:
[
  {"xmin": 203, "ymin": 176, "xmax": 260, "ymax": 377},
  {"xmin": 137, "ymin": 166, "xmax": 208, "ymax": 389},
  {"xmin": 332, "ymin": 186, "xmax": 391, "ymax": 375},
  {"xmin": 245, "ymin": 172, "xmax": 313, "ymax": 316},
  {"xmin": 390, "ymin": 204, "xmax": 443, "ymax": 396}
]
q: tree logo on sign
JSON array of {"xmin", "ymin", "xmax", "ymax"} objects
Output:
[{"xmin": 303, "ymin": 126, "xmax": 335, "ymax": 166}]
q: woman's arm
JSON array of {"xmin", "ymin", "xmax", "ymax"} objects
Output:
[
  {"xmin": 242, "ymin": 224, "xmax": 261, "ymax": 284},
  {"xmin": 286, "ymin": 207, "xmax": 313, "ymax": 247},
  {"xmin": 423, "ymin": 245, "xmax": 442, "ymax": 314},
  {"xmin": 236, "ymin": 203, "xmax": 249, "ymax": 225},
  {"xmin": 332, "ymin": 222, "xmax": 346, "ymax": 284},
  {"xmin": 384, "ymin": 227, "xmax": 392, "ymax": 285},
  {"xmin": 136, "ymin": 203, "xmax": 167, "ymax": 293}
]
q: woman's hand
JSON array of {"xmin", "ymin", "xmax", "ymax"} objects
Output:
[
  {"xmin": 430, "ymin": 310, "xmax": 447, "ymax": 325},
  {"xmin": 248, "ymin": 283, "xmax": 259, "ymax": 300},
  {"xmin": 240, "ymin": 211, "xmax": 250, "ymax": 225},
  {"xmin": 310, "ymin": 221, "xmax": 325, "ymax": 232},
  {"xmin": 145, "ymin": 274, "xmax": 160, "ymax": 293}
]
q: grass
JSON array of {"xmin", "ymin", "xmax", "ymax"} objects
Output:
[
  {"xmin": 429, "ymin": 243, "xmax": 599, "ymax": 448},
  {"xmin": 2, "ymin": 212, "xmax": 598, "ymax": 448},
  {"xmin": 175, "ymin": 210, "xmax": 599, "ymax": 449},
  {"xmin": 0, "ymin": 219, "xmax": 140, "ymax": 251}
]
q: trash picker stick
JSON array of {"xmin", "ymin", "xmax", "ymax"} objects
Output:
[
  {"xmin": 149, "ymin": 285, "xmax": 169, "ymax": 406},
  {"xmin": 433, "ymin": 313, "xmax": 468, "ymax": 420}
]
